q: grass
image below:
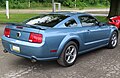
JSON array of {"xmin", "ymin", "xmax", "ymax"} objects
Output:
[
  {"xmin": 0, "ymin": 14, "xmax": 38, "ymax": 23},
  {"xmin": 96, "ymin": 16, "xmax": 108, "ymax": 22},
  {"xmin": 0, "ymin": 13, "xmax": 108, "ymax": 23}
]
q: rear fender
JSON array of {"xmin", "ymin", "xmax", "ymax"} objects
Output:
[
  {"xmin": 56, "ymin": 34, "xmax": 82, "ymax": 57},
  {"xmin": 109, "ymin": 26, "xmax": 119, "ymax": 38}
]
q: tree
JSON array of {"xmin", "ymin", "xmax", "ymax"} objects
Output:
[{"xmin": 108, "ymin": 0, "xmax": 120, "ymax": 18}]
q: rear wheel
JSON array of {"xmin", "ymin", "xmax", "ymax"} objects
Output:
[
  {"xmin": 107, "ymin": 31, "xmax": 118, "ymax": 49},
  {"xmin": 57, "ymin": 41, "xmax": 78, "ymax": 67}
]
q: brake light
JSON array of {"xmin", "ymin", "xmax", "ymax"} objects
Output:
[
  {"xmin": 29, "ymin": 32, "xmax": 42, "ymax": 43},
  {"xmin": 4, "ymin": 28, "xmax": 10, "ymax": 37}
]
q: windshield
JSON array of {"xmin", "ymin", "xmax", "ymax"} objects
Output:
[{"xmin": 24, "ymin": 14, "xmax": 68, "ymax": 27}]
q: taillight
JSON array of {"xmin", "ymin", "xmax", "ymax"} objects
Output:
[
  {"xmin": 29, "ymin": 32, "xmax": 42, "ymax": 43},
  {"xmin": 4, "ymin": 28, "xmax": 10, "ymax": 37}
]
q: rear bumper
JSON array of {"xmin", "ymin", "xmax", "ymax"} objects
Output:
[{"xmin": 2, "ymin": 36, "xmax": 58, "ymax": 61}]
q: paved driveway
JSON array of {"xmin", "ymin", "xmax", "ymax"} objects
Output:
[{"xmin": 0, "ymin": 24, "xmax": 120, "ymax": 78}]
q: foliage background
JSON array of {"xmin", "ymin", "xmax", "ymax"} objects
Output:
[{"xmin": 0, "ymin": 0, "xmax": 109, "ymax": 9}]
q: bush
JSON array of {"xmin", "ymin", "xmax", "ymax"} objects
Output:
[
  {"xmin": 76, "ymin": 1, "xmax": 87, "ymax": 10},
  {"xmin": 0, "ymin": 0, "xmax": 110, "ymax": 9},
  {"xmin": 63, "ymin": 0, "xmax": 75, "ymax": 8},
  {"xmin": 30, "ymin": 2, "xmax": 52, "ymax": 8},
  {"xmin": 8, "ymin": 1, "xmax": 52, "ymax": 9},
  {"xmin": 42, "ymin": 3, "xmax": 52, "ymax": 7},
  {"xmin": 63, "ymin": 0, "xmax": 87, "ymax": 9},
  {"xmin": 0, "ymin": 1, "xmax": 5, "ymax": 8},
  {"xmin": 31, "ymin": 1, "xmax": 40, "ymax": 8},
  {"xmin": 9, "ymin": 1, "xmax": 29, "ymax": 9}
]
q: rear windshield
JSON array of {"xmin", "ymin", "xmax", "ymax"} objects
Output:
[{"xmin": 24, "ymin": 14, "xmax": 68, "ymax": 27}]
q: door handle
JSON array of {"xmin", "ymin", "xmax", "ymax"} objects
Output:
[
  {"xmin": 87, "ymin": 30, "xmax": 91, "ymax": 34},
  {"xmin": 87, "ymin": 30, "xmax": 90, "ymax": 31}
]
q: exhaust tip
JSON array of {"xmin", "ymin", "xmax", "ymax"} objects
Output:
[
  {"xmin": 3, "ymin": 49, "xmax": 8, "ymax": 53},
  {"xmin": 31, "ymin": 59, "xmax": 37, "ymax": 63},
  {"xmin": 31, "ymin": 56, "xmax": 37, "ymax": 63}
]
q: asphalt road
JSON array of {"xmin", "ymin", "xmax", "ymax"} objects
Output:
[
  {"xmin": 0, "ymin": 25, "xmax": 120, "ymax": 78},
  {"xmin": 0, "ymin": 9, "xmax": 109, "ymax": 13},
  {"xmin": 0, "ymin": 9, "xmax": 109, "ymax": 16}
]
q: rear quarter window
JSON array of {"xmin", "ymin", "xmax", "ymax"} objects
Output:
[{"xmin": 65, "ymin": 19, "xmax": 77, "ymax": 27}]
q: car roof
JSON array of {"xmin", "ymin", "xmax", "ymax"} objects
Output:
[{"xmin": 49, "ymin": 11, "xmax": 90, "ymax": 16}]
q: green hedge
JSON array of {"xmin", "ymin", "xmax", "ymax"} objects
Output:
[
  {"xmin": 0, "ymin": 0, "xmax": 109, "ymax": 9},
  {"xmin": 63, "ymin": 0, "xmax": 109, "ymax": 9}
]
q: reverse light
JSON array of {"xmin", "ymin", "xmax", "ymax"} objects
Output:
[
  {"xmin": 29, "ymin": 32, "xmax": 43, "ymax": 43},
  {"xmin": 4, "ymin": 28, "xmax": 10, "ymax": 37}
]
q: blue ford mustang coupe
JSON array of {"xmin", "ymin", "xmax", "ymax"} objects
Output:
[{"xmin": 2, "ymin": 12, "xmax": 118, "ymax": 66}]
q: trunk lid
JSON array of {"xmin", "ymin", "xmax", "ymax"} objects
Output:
[{"xmin": 5, "ymin": 23, "xmax": 46, "ymax": 42}]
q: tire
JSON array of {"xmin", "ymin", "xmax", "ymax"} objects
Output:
[
  {"xmin": 107, "ymin": 31, "xmax": 118, "ymax": 49},
  {"xmin": 57, "ymin": 41, "xmax": 78, "ymax": 67}
]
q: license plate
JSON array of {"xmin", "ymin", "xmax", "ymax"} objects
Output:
[{"xmin": 12, "ymin": 45, "xmax": 20, "ymax": 52}]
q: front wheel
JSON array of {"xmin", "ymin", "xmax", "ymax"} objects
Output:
[
  {"xmin": 57, "ymin": 41, "xmax": 78, "ymax": 67},
  {"xmin": 107, "ymin": 31, "xmax": 118, "ymax": 49}
]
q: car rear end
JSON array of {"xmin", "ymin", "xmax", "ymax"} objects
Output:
[
  {"xmin": 2, "ymin": 23, "xmax": 57, "ymax": 61},
  {"xmin": 109, "ymin": 16, "xmax": 120, "ymax": 28},
  {"xmin": 2, "ymin": 14, "xmax": 69, "ymax": 61}
]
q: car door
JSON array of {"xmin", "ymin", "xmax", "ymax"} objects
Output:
[{"xmin": 78, "ymin": 15, "xmax": 110, "ymax": 49}]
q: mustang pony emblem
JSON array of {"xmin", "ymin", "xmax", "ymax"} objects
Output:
[{"xmin": 16, "ymin": 32, "xmax": 21, "ymax": 38}]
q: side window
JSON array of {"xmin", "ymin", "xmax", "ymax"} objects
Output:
[
  {"xmin": 79, "ymin": 16, "xmax": 98, "ymax": 26},
  {"xmin": 65, "ymin": 19, "xmax": 77, "ymax": 27}
]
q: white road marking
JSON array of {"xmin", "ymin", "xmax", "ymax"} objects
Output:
[{"xmin": 2, "ymin": 65, "xmax": 37, "ymax": 78}]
